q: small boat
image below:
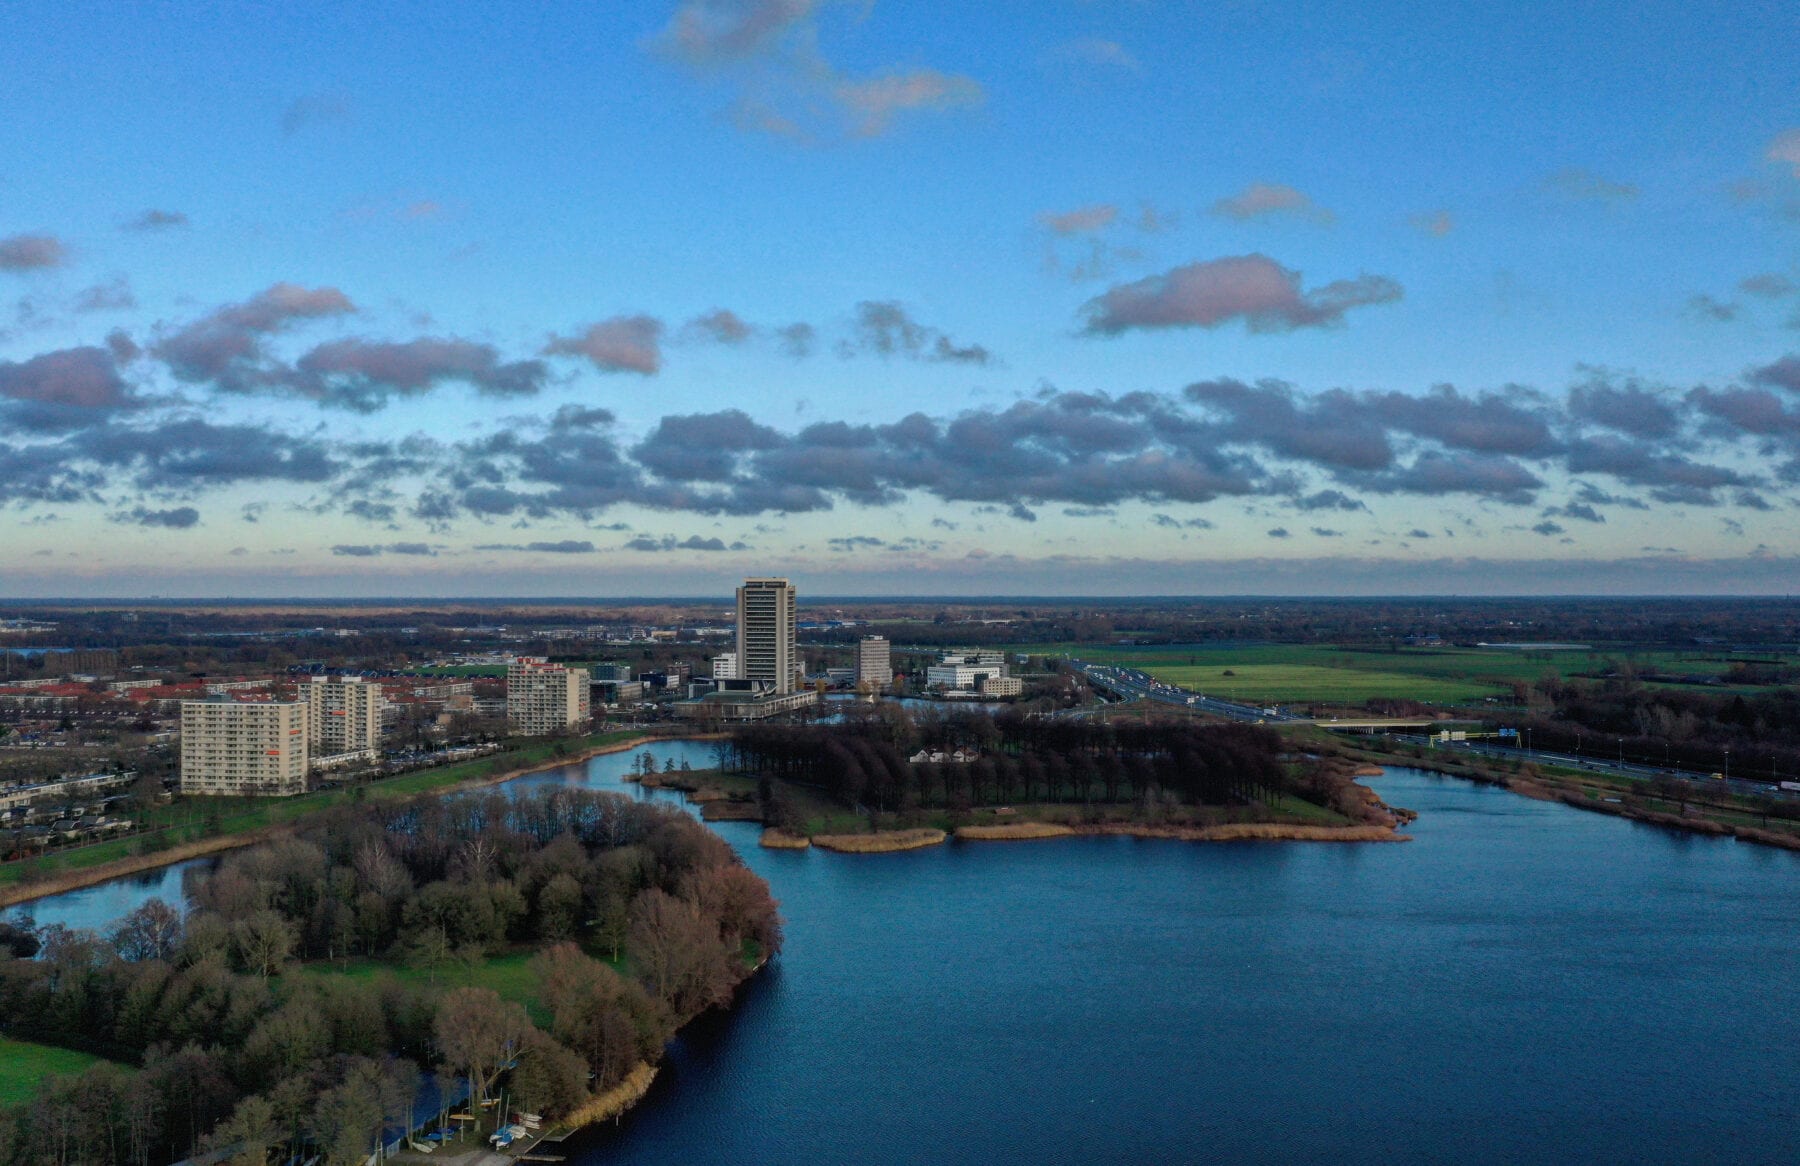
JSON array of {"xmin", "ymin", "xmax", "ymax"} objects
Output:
[{"xmin": 408, "ymin": 1139, "xmax": 436, "ymax": 1154}]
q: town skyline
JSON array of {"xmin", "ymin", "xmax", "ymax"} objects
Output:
[{"xmin": 3, "ymin": 2, "xmax": 1800, "ymax": 596}]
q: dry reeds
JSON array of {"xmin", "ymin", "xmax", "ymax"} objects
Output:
[
  {"xmin": 758, "ymin": 829, "xmax": 811, "ymax": 849},
  {"xmin": 811, "ymin": 828, "xmax": 946, "ymax": 853},
  {"xmin": 955, "ymin": 822, "xmax": 1076, "ymax": 841},
  {"xmin": 559, "ymin": 1061, "xmax": 658, "ymax": 1128}
]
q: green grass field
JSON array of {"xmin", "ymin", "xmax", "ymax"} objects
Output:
[
  {"xmin": 0, "ymin": 1037, "xmax": 111, "ymax": 1105},
  {"xmin": 1029, "ymin": 641, "xmax": 1793, "ymax": 707}
]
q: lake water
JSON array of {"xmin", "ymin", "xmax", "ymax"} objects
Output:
[{"xmin": 16, "ymin": 747, "xmax": 1800, "ymax": 1163}]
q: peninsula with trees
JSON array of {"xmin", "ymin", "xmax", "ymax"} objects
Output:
[{"xmin": 0, "ymin": 786, "xmax": 780, "ymax": 1164}]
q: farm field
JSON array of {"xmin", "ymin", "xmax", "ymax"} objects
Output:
[
  {"xmin": 1029, "ymin": 642, "xmax": 1794, "ymax": 706},
  {"xmin": 0, "ymin": 1037, "xmax": 110, "ymax": 1105}
]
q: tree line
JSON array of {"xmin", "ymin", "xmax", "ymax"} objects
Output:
[
  {"xmin": 722, "ymin": 709, "xmax": 1289, "ymax": 822},
  {"xmin": 0, "ymin": 786, "xmax": 780, "ymax": 1166}
]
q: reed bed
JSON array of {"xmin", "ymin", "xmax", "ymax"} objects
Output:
[
  {"xmin": 758, "ymin": 829, "xmax": 812, "ymax": 849},
  {"xmin": 811, "ymin": 828, "xmax": 946, "ymax": 853},
  {"xmin": 955, "ymin": 822, "xmax": 1076, "ymax": 841}
]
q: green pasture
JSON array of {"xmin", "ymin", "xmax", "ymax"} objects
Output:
[
  {"xmin": 1027, "ymin": 641, "xmax": 1793, "ymax": 706},
  {"xmin": 0, "ymin": 1036, "xmax": 111, "ymax": 1105}
]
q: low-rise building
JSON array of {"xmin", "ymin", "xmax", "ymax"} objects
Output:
[
  {"xmin": 926, "ymin": 651, "xmax": 1009, "ymax": 691},
  {"xmin": 675, "ymin": 678, "xmax": 818, "ymax": 721}
]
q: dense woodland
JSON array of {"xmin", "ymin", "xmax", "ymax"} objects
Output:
[
  {"xmin": 0, "ymin": 788, "xmax": 780, "ymax": 1166},
  {"xmin": 723, "ymin": 708, "xmax": 1307, "ymax": 828}
]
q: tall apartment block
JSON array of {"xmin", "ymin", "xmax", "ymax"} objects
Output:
[
  {"xmin": 737, "ymin": 577, "xmax": 798, "ymax": 694},
  {"xmin": 507, "ymin": 656, "xmax": 591, "ymax": 736},
  {"xmin": 854, "ymin": 635, "xmax": 891, "ymax": 692},
  {"xmin": 180, "ymin": 700, "xmax": 309, "ymax": 797},
  {"xmin": 305, "ymin": 675, "xmax": 383, "ymax": 754}
]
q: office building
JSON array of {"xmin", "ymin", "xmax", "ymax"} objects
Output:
[
  {"xmin": 180, "ymin": 700, "xmax": 309, "ymax": 797},
  {"xmin": 926, "ymin": 651, "xmax": 1009, "ymax": 691},
  {"xmin": 855, "ymin": 635, "xmax": 891, "ymax": 691},
  {"xmin": 736, "ymin": 577, "xmax": 799, "ymax": 694},
  {"xmin": 507, "ymin": 657, "xmax": 591, "ymax": 735},
  {"xmin": 305, "ymin": 675, "xmax": 383, "ymax": 755},
  {"xmin": 711, "ymin": 652, "xmax": 740, "ymax": 680}
]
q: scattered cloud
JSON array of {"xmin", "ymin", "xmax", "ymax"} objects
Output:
[
  {"xmin": 111, "ymin": 505, "xmax": 200, "ymax": 529},
  {"xmin": 1740, "ymin": 273, "xmax": 1796, "ymax": 299},
  {"xmin": 623, "ymin": 534, "xmax": 737, "ymax": 552},
  {"xmin": 1267, "ymin": 527, "xmax": 1291, "ymax": 538},
  {"xmin": 1768, "ymin": 128, "xmax": 1800, "ymax": 179},
  {"xmin": 1211, "ymin": 183, "xmax": 1333, "ymax": 224},
  {"xmin": 292, "ymin": 337, "xmax": 548, "ymax": 410},
  {"xmin": 1531, "ymin": 520, "xmax": 1566, "ymax": 536},
  {"xmin": 0, "ymin": 234, "xmax": 66, "ymax": 271},
  {"xmin": 123, "ymin": 209, "xmax": 188, "ymax": 232},
  {"xmin": 653, "ymin": 0, "xmax": 982, "ymax": 142},
  {"xmin": 473, "ymin": 540, "xmax": 598, "ymax": 554},
  {"xmin": 840, "ymin": 301, "xmax": 993, "ymax": 364},
  {"xmin": 683, "ymin": 308, "xmax": 753, "ymax": 345},
  {"xmin": 1081, "ymin": 255, "xmax": 1401, "ymax": 334},
  {"xmin": 1544, "ymin": 167, "xmax": 1638, "ymax": 202},
  {"xmin": 157, "ymin": 282, "xmax": 357, "ymax": 391},
  {"xmin": 1688, "ymin": 294, "xmax": 1738, "ymax": 322},
  {"xmin": 281, "ymin": 92, "xmax": 351, "ymax": 135},
  {"xmin": 1038, "ymin": 203, "xmax": 1119, "ymax": 236},
  {"xmin": 1042, "ymin": 38, "xmax": 1141, "ymax": 74},
  {"xmin": 543, "ymin": 315, "xmax": 664, "ymax": 374},
  {"xmin": 73, "ymin": 278, "xmax": 136, "ymax": 313},
  {"xmin": 1409, "ymin": 210, "xmax": 1454, "ymax": 237},
  {"xmin": 330, "ymin": 542, "xmax": 436, "ymax": 557}
]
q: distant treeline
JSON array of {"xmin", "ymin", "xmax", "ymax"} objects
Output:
[
  {"xmin": 1512, "ymin": 675, "xmax": 1800, "ymax": 781},
  {"xmin": 724, "ymin": 709, "xmax": 1289, "ymax": 820},
  {"xmin": 0, "ymin": 788, "xmax": 779, "ymax": 1166}
]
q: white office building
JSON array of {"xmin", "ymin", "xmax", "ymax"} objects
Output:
[
  {"xmin": 711, "ymin": 652, "xmax": 741, "ymax": 680},
  {"xmin": 926, "ymin": 651, "xmax": 1009, "ymax": 691}
]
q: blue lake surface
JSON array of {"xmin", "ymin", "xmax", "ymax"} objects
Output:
[{"xmin": 17, "ymin": 745, "xmax": 1800, "ymax": 1163}]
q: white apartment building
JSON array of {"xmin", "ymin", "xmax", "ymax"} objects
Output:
[
  {"xmin": 305, "ymin": 675, "xmax": 384, "ymax": 754},
  {"xmin": 737, "ymin": 577, "xmax": 799, "ymax": 694},
  {"xmin": 507, "ymin": 656, "xmax": 591, "ymax": 736},
  {"xmin": 711, "ymin": 652, "xmax": 741, "ymax": 680},
  {"xmin": 854, "ymin": 635, "xmax": 891, "ymax": 691},
  {"xmin": 180, "ymin": 700, "xmax": 309, "ymax": 797},
  {"xmin": 926, "ymin": 651, "xmax": 1009, "ymax": 691}
]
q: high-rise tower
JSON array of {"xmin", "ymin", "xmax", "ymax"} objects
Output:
[{"xmin": 736, "ymin": 577, "xmax": 798, "ymax": 694}]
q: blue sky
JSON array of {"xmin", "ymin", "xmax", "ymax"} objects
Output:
[{"xmin": 2, "ymin": 0, "xmax": 1798, "ymax": 596}]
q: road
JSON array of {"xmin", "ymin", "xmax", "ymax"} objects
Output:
[{"xmin": 1064, "ymin": 659, "xmax": 1794, "ymax": 800}]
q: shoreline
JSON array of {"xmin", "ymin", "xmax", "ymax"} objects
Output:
[{"xmin": 0, "ymin": 731, "xmax": 722, "ymax": 909}]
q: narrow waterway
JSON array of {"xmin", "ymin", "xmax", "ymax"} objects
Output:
[{"xmin": 15, "ymin": 748, "xmax": 1800, "ymax": 1163}]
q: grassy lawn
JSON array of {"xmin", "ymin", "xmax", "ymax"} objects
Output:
[
  {"xmin": 0, "ymin": 1036, "xmax": 111, "ymax": 1105},
  {"xmin": 1146, "ymin": 663, "xmax": 1498, "ymax": 705},
  {"xmin": 296, "ymin": 945, "xmax": 634, "ymax": 1028}
]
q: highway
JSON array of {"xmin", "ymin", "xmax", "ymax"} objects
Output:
[{"xmin": 1064, "ymin": 658, "xmax": 1795, "ymax": 800}]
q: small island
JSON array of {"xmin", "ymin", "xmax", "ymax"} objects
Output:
[
  {"xmin": 713, "ymin": 707, "xmax": 1409, "ymax": 849},
  {"xmin": 0, "ymin": 786, "xmax": 780, "ymax": 1164}
]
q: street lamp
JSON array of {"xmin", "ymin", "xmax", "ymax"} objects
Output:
[
  {"xmin": 1724, "ymin": 747, "xmax": 1731, "ymax": 783},
  {"xmin": 1617, "ymin": 738, "xmax": 1624, "ymax": 768}
]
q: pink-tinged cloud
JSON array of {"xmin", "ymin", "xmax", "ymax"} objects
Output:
[
  {"xmin": 295, "ymin": 337, "xmax": 547, "ymax": 407},
  {"xmin": 544, "ymin": 315, "xmax": 665, "ymax": 374},
  {"xmin": 834, "ymin": 69, "xmax": 984, "ymax": 137},
  {"xmin": 684, "ymin": 308, "xmax": 753, "ymax": 344},
  {"xmin": 1038, "ymin": 204, "xmax": 1119, "ymax": 235},
  {"xmin": 0, "ymin": 234, "xmax": 66, "ymax": 271},
  {"xmin": 124, "ymin": 209, "xmax": 188, "ymax": 232},
  {"xmin": 1409, "ymin": 210, "xmax": 1454, "ymax": 237},
  {"xmin": 0, "ymin": 346, "xmax": 131, "ymax": 408},
  {"xmin": 1081, "ymin": 254, "xmax": 1402, "ymax": 335},
  {"xmin": 1211, "ymin": 183, "xmax": 1333, "ymax": 223},
  {"xmin": 1768, "ymin": 128, "xmax": 1800, "ymax": 178},
  {"xmin": 657, "ymin": 0, "xmax": 815, "ymax": 66},
  {"xmin": 157, "ymin": 283, "xmax": 357, "ymax": 385},
  {"xmin": 1750, "ymin": 354, "xmax": 1800, "ymax": 393},
  {"xmin": 1044, "ymin": 38, "xmax": 1141, "ymax": 73}
]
